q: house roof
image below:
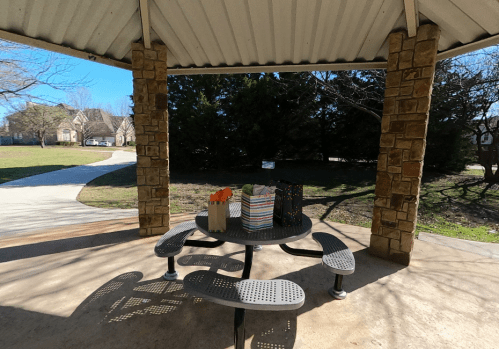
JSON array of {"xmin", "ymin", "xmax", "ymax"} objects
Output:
[
  {"xmin": 83, "ymin": 108, "xmax": 117, "ymax": 136},
  {"xmin": 0, "ymin": 0, "xmax": 498, "ymax": 75}
]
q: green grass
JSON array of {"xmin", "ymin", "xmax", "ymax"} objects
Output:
[
  {"xmin": 78, "ymin": 161, "xmax": 499, "ymax": 244},
  {"xmin": 416, "ymin": 216, "xmax": 499, "ymax": 243},
  {"xmin": 77, "ymin": 164, "xmax": 138, "ymax": 209},
  {"xmin": 460, "ymin": 168, "xmax": 485, "ymax": 176},
  {"xmin": 0, "ymin": 146, "xmax": 111, "ymax": 184}
]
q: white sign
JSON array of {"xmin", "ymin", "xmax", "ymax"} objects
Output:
[{"xmin": 262, "ymin": 161, "xmax": 275, "ymax": 169}]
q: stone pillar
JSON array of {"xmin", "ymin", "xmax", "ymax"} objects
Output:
[
  {"xmin": 370, "ymin": 24, "xmax": 440, "ymax": 265},
  {"xmin": 131, "ymin": 42, "xmax": 170, "ymax": 236}
]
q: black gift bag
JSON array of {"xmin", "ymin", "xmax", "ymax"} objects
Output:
[{"xmin": 271, "ymin": 180, "xmax": 303, "ymax": 227}]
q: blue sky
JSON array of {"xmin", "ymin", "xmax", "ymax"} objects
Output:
[{"xmin": 0, "ymin": 47, "xmax": 133, "ymax": 122}]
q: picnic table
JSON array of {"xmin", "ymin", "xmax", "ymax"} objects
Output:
[{"xmin": 155, "ymin": 202, "xmax": 355, "ymax": 349}]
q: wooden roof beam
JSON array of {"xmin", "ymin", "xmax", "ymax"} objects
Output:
[
  {"xmin": 0, "ymin": 29, "xmax": 132, "ymax": 70},
  {"xmin": 404, "ymin": 0, "xmax": 419, "ymax": 37},
  {"xmin": 139, "ymin": 0, "xmax": 151, "ymax": 49}
]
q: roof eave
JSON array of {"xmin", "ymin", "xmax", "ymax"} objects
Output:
[{"xmin": 1, "ymin": 28, "xmax": 498, "ymax": 75}]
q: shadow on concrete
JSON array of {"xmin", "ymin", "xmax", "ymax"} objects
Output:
[
  {"xmin": 177, "ymin": 252, "xmax": 245, "ymax": 272},
  {"xmin": 0, "ymin": 162, "xmax": 135, "ymax": 188},
  {"xmin": 0, "ymin": 229, "xmax": 140, "ymax": 263},
  {"xmin": 0, "ymin": 246, "xmax": 403, "ymax": 349},
  {"xmin": 0, "ymin": 165, "xmax": 78, "ymax": 185}
]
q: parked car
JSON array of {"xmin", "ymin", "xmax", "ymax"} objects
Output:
[
  {"xmin": 99, "ymin": 140, "xmax": 112, "ymax": 147},
  {"xmin": 85, "ymin": 139, "xmax": 98, "ymax": 146}
]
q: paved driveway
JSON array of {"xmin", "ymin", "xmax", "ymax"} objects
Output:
[{"xmin": 0, "ymin": 151, "xmax": 138, "ymax": 237}]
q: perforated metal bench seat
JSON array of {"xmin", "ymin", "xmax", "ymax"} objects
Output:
[
  {"xmin": 312, "ymin": 232, "xmax": 355, "ymax": 275},
  {"xmin": 154, "ymin": 221, "xmax": 198, "ymax": 258},
  {"xmin": 311, "ymin": 232, "xmax": 355, "ymax": 300},
  {"xmin": 183, "ymin": 270, "xmax": 305, "ymax": 311}
]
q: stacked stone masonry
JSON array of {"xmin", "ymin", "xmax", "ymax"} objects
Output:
[
  {"xmin": 370, "ymin": 24, "xmax": 440, "ymax": 265},
  {"xmin": 131, "ymin": 42, "xmax": 170, "ymax": 236}
]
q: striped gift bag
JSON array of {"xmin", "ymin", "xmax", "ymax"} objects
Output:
[{"xmin": 241, "ymin": 192, "xmax": 275, "ymax": 232}]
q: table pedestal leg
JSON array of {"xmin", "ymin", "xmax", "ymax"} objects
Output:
[
  {"xmin": 242, "ymin": 245, "xmax": 253, "ymax": 279},
  {"xmin": 234, "ymin": 308, "xmax": 246, "ymax": 349},
  {"xmin": 234, "ymin": 245, "xmax": 253, "ymax": 348}
]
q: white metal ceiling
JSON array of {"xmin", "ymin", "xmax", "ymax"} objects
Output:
[{"xmin": 0, "ymin": 0, "xmax": 498, "ymax": 74}]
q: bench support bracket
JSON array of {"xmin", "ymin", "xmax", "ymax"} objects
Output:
[
  {"xmin": 163, "ymin": 257, "xmax": 179, "ymax": 280},
  {"xmin": 329, "ymin": 275, "xmax": 346, "ymax": 300},
  {"xmin": 279, "ymin": 243, "xmax": 323, "ymax": 258},
  {"xmin": 163, "ymin": 240, "xmax": 225, "ymax": 280}
]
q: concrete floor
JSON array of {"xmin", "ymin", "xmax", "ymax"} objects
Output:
[{"xmin": 0, "ymin": 217, "xmax": 498, "ymax": 349}]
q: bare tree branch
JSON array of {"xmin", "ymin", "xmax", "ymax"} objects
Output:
[{"xmin": 0, "ymin": 40, "xmax": 90, "ymax": 108}]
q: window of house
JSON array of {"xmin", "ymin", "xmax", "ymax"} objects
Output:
[{"xmin": 63, "ymin": 129, "xmax": 71, "ymax": 141}]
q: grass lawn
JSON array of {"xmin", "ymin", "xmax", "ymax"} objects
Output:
[
  {"xmin": 0, "ymin": 146, "xmax": 112, "ymax": 184},
  {"xmin": 78, "ymin": 161, "xmax": 499, "ymax": 243}
]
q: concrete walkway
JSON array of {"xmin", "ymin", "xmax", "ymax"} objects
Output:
[
  {"xmin": 0, "ymin": 219, "xmax": 497, "ymax": 349},
  {"xmin": 0, "ymin": 151, "xmax": 138, "ymax": 237},
  {"xmin": 467, "ymin": 164, "xmax": 498, "ymax": 170},
  {"xmin": 418, "ymin": 232, "xmax": 499, "ymax": 260}
]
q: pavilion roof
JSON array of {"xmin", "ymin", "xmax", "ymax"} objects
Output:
[{"xmin": 0, "ymin": 0, "xmax": 498, "ymax": 74}]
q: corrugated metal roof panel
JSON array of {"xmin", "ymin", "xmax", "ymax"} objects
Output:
[{"xmin": 0, "ymin": 0, "xmax": 498, "ymax": 74}]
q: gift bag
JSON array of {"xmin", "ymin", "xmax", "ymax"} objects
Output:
[
  {"xmin": 241, "ymin": 192, "xmax": 275, "ymax": 232},
  {"xmin": 208, "ymin": 188, "xmax": 232, "ymax": 232},
  {"xmin": 272, "ymin": 180, "xmax": 303, "ymax": 227}
]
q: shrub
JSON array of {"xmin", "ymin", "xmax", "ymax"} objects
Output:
[
  {"xmin": 128, "ymin": 141, "xmax": 136, "ymax": 146},
  {"xmin": 242, "ymin": 184, "xmax": 254, "ymax": 196}
]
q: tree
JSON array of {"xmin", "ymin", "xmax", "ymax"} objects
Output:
[
  {"xmin": 274, "ymin": 70, "xmax": 386, "ymax": 163},
  {"xmin": 300, "ymin": 46, "xmax": 499, "ymax": 172},
  {"xmin": 428, "ymin": 47, "xmax": 499, "ymax": 176},
  {"xmin": 306, "ymin": 70, "xmax": 386, "ymax": 123},
  {"xmin": 473, "ymin": 116, "xmax": 499, "ymax": 182},
  {"xmin": 309, "ymin": 70, "xmax": 385, "ymax": 162},
  {"xmin": 168, "ymin": 74, "xmax": 244, "ymax": 169},
  {"xmin": 0, "ymin": 40, "xmax": 88, "ymax": 107},
  {"xmin": 8, "ymin": 103, "xmax": 70, "ymax": 148}
]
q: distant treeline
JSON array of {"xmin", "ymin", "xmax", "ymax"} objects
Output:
[{"xmin": 160, "ymin": 52, "xmax": 498, "ymax": 172}]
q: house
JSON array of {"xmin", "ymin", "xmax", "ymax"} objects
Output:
[
  {"xmin": 114, "ymin": 116, "xmax": 135, "ymax": 146},
  {"xmin": 81, "ymin": 108, "xmax": 135, "ymax": 146},
  {"xmin": 1, "ymin": 103, "xmax": 135, "ymax": 146},
  {"xmin": 470, "ymin": 116, "xmax": 499, "ymax": 149},
  {"xmin": 57, "ymin": 103, "xmax": 85, "ymax": 144}
]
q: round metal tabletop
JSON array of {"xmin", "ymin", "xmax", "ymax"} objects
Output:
[{"xmin": 195, "ymin": 202, "xmax": 312, "ymax": 245}]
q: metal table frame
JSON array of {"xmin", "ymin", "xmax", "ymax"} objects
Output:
[{"xmin": 194, "ymin": 202, "xmax": 325, "ymax": 349}]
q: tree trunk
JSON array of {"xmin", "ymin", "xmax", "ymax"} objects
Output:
[
  {"xmin": 483, "ymin": 165, "xmax": 494, "ymax": 181},
  {"xmin": 484, "ymin": 169, "xmax": 499, "ymax": 183},
  {"xmin": 38, "ymin": 131, "xmax": 45, "ymax": 148},
  {"xmin": 319, "ymin": 109, "xmax": 329, "ymax": 163}
]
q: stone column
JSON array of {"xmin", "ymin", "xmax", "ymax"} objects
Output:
[
  {"xmin": 131, "ymin": 42, "xmax": 170, "ymax": 236},
  {"xmin": 370, "ymin": 24, "xmax": 440, "ymax": 265}
]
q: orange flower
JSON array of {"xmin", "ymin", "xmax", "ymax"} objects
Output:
[{"xmin": 210, "ymin": 187, "xmax": 233, "ymax": 202}]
